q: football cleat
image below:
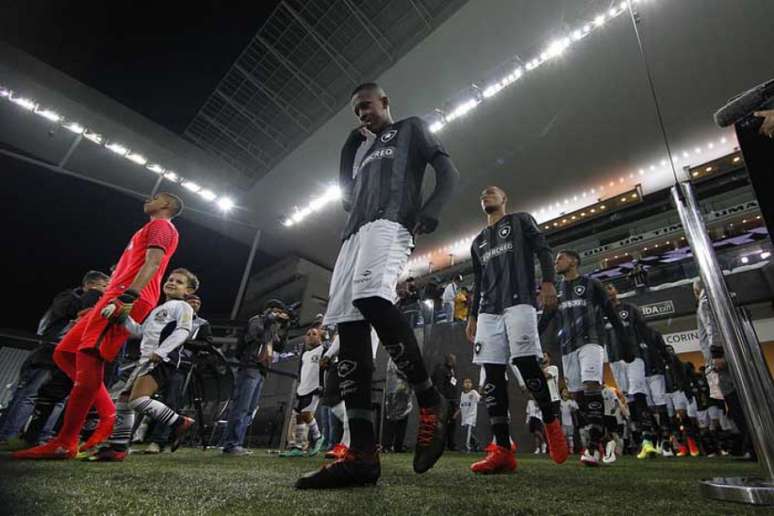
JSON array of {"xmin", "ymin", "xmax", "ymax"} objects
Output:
[
  {"xmin": 675, "ymin": 444, "xmax": 688, "ymax": 457},
  {"xmin": 636, "ymin": 439, "xmax": 659, "ymax": 460},
  {"xmin": 169, "ymin": 416, "xmax": 194, "ymax": 452},
  {"xmin": 413, "ymin": 397, "xmax": 450, "ymax": 474},
  {"xmin": 543, "ymin": 419, "xmax": 569, "ymax": 465},
  {"xmin": 86, "ymin": 446, "xmax": 128, "ymax": 462},
  {"xmin": 325, "ymin": 443, "xmax": 349, "ymax": 460},
  {"xmin": 11, "ymin": 439, "xmax": 77, "ymax": 460},
  {"xmin": 471, "ymin": 445, "xmax": 517, "ymax": 474},
  {"xmin": 280, "ymin": 447, "xmax": 306, "ymax": 458},
  {"xmin": 79, "ymin": 413, "xmax": 116, "ymax": 452},
  {"xmin": 295, "ymin": 450, "xmax": 380, "ymax": 489},
  {"xmin": 580, "ymin": 447, "xmax": 601, "ymax": 467},
  {"xmin": 144, "ymin": 442, "xmax": 162, "ymax": 454},
  {"xmin": 603, "ymin": 440, "xmax": 617, "ymax": 464},
  {"xmin": 687, "ymin": 437, "xmax": 700, "ymax": 457},
  {"xmin": 308, "ymin": 435, "xmax": 326, "ymax": 457}
]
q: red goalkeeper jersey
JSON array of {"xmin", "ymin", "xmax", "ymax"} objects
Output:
[{"xmin": 106, "ymin": 218, "xmax": 179, "ymax": 304}]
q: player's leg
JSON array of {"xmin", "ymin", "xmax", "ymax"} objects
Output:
[
  {"xmin": 626, "ymin": 359, "xmax": 657, "ymax": 458},
  {"xmin": 128, "ymin": 370, "xmax": 193, "ymax": 452},
  {"xmin": 576, "ymin": 344, "xmax": 605, "ymax": 466},
  {"xmin": 505, "ymin": 304, "xmax": 568, "ymax": 464}
]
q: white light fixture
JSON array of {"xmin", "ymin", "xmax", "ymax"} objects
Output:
[
  {"xmin": 199, "ymin": 189, "xmax": 217, "ymax": 202},
  {"xmin": 83, "ymin": 131, "xmax": 103, "ymax": 144},
  {"xmin": 146, "ymin": 163, "xmax": 165, "ymax": 174},
  {"xmin": 164, "ymin": 171, "xmax": 179, "ymax": 182},
  {"xmin": 34, "ymin": 108, "xmax": 61, "ymax": 122},
  {"xmin": 761, "ymin": 252, "xmax": 771, "ymax": 260},
  {"xmin": 216, "ymin": 197, "xmax": 234, "ymax": 211},
  {"xmin": 105, "ymin": 142, "xmax": 129, "ymax": 156},
  {"xmin": 125, "ymin": 152, "xmax": 147, "ymax": 166},
  {"xmin": 182, "ymin": 181, "xmax": 202, "ymax": 193},
  {"xmin": 9, "ymin": 94, "xmax": 37, "ymax": 111},
  {"xmin": 741, "ymin": 256, "xmax": 749, "ymax": 264},
  {"xmin": 64, "ymin": 122, "xmax": 85, "ymax": 134}
]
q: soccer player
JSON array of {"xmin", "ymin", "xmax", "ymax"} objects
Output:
[
  {"xmin": 639, "ymin": 328, "xmax": 671, "ymax": 458},
  {"xmin": 296, "ymin": 83, "xmax": 459, "ymax": 489},
  {"xmin": 87, "ymin": 269, "xmax": 199, "ymax": 461},
  {"xmin": 526, "ymin": 399, "xmax": 546, "ymax": 454},
  {"xmin": 604, "ymin": 285, "xmax": 658, "ymax": 459},
  {"xmin": 539, "ymin": 250, "xmax": 633, "ymax": 466},
  {"xmin": 663, "ymin": 346, "xmax": 700, "ymax": 457},
  {"xmin": 15, "ymin": 193, "xmax": 182, "ymax": 460},
  {"xmin": 559, "ymin": 389, "xmax": 579, "ymax": 453},
  {"xmin": 466, "ymin": 186, "xmax": 568, "ymax": 474},
  {"xmin": 542, "ymin": 351, "xmax": 561, "ymax": 418},
  {"xmin": 459, "ymin": 378, "xmax": 481, "ymax": 452},
  {"xmin": 281, "ymin": 327, "xmax": 326, "ymax": 457}
]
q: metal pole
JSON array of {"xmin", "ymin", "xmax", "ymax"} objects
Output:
[
  {"xmin": 671, "ymin": 181, "xmax": 774, "ymax": 505},
  {"xmin": 230, "ymin": 227, "xmax": 262, "ymax": 320},
  {"xmin": 149, "ymin": 174, "xmax": 164, "ymax": 197}
]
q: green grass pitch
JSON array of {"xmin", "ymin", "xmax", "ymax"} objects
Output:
[{"xmin": 0, "ymin": 449, "xmax": 768, "ymax": 515}]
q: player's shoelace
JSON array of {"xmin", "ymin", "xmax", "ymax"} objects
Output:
[{"xmin": 416, "ymin": 409, "xmax": 438, "ymax": 446}]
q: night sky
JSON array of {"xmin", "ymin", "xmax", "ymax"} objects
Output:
[{"xmin": 0, "ymin": 1, "xmax": 283, "ymax": 330}]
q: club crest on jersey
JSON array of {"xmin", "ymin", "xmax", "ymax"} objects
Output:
[
  {"xmin": 154, "ymin": 309, "xmax": 168, "ymax": 322},
  {"xmin": 337, "ymin": 360, "xmax": 357, "ymax": 378},
  {"xmin": 620, "ymin": 310, "xmax": 629, "ymax": 320},
  {"xmin": 573, "ymin": 285, "xmax": 586, "ymax": 296},
  {"xmin": 380, "ymin": 129, "xmax": 397, "ymax": 143},
  {"xmin": 498, "ymin": 225, "xmax": 511, "ymax": 239}
]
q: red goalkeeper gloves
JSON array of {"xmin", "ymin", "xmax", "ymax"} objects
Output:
[{"xmin": 100, "ymin": 289, "xmax": 140, "ymax": 323}]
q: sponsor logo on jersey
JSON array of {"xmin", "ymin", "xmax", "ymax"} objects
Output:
[
  {"xmin": 380, "ymin": 129, "xmax": 397, "ymax": 143},
  {"xmin": 478, "ymin": 240, "xmax": 488, "ymax": 248},
  {"xmin": 573, "ymin": 284, "xmax": 586, "ymax": 296},
  {"xmin": 498, "ymin": 225, "xmax": 511, "ymax": 239},
  {"xmin": 481, "ymin": 242, "xmax": 513, "ymax": 263},
  {"xmin": 359, "ymin": 146, "xmax": 395, "ymax": 170},
  {"xmin": 560, "ymin": 299, "xmax": 587, "ymax": 309}
]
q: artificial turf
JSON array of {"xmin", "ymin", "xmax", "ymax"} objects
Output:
[{"xmin": 0, "ymin": 448, "xmax": 767, "ymax": 515}]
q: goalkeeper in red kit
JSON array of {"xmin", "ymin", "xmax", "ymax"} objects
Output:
[{"xmin": 14, "ymin": 193, "xmax": 183, "ymax": 460}]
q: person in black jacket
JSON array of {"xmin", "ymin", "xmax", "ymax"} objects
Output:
[
  {"xmin": 221, "ymin": 299, "xmax": 289, "ymax": 456},
  {"xmin": 0, "ymin": 270, "xmax": 109, "ymax": 446}
]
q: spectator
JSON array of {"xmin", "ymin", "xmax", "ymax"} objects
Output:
[
  {"xmin": 143, "ymin": 294, "xmax": 212, "ymax": 454},
  {"xmin": 559, "ymin": 388, "xmax": 579, "ymax": 453},
  {"xmin": 453, "ymin": 286, "xmax": 470, "ymax": 322},
  {"xmin": 629, "ymin": 260, "xmax": 648, "ymax": 292},
  {"xmin": 431, "ymin": 353, "xmax": 459, "ymax": 451},
  {"xmin": 526, "ymin": 399, "xmax": 546, "ymax": 454},
  {"xmin": 0, "ymin": 270, "xmax": 109, "ymax": 446},
  {"xmin": 221, "ymin": 299, "xmax": 290, "ymax": 456},
  {"xmin": 441, "ymin": 274, "xmax": 463, "ymax": 323},
  {"xmin": 382, "ymin": 358, "xmax": 413, "ymax": 453},
  {"xmin": 458, "ymin": 377, "xmax": 481, "ymax": 452}
]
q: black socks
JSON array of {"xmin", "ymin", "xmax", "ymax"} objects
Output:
[
  {"xmin": 512, "ymin": 356, "xmax": 556, "ymax": 424},
  {"xmin": 483, "ymin": 364, "xmax": 511, "ymax": 448},
  {"xmin": 580, "ymin": 385, "xmax": 604, "ymax": 445},
  {"xmin": 337, "ymin": 321, "xmax": 377, "ymax": 453}
]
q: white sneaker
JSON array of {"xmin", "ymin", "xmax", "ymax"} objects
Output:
[
  {"xmin": 603, "ymin": 441, "xmax": 617, "ymax": 464},
  {"xmin": 661, "ymin": 446, "xmax": 674, "ymax": 457},
  {"xmin": 533, "ymin": 448, "xmax": 541, "ymax": 454},
  {"xmin": 541, "ymin": 444, "xmax": 547, "ymax": 454},
  {"xmin": 581, "ymin": 448, "xmax": 600, "ymax": 467},
  {"xmin": 144, "ymin": 442, "xmax": 162, "ymax": 454}
]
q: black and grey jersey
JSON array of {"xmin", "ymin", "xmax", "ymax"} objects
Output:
[
  {"xmin": 664, "ymin": 354, "xmax": 690, "ymax": 394},
  {"xmin": 691, "ymin": 372, "xmax": 711, "ymax": 410},
  {"xmin": 540, "ymin": 275, "xmax": 632, "ymax": 356},
  {"xmin": 339, "ymin": 117, "xmax": 449, "ymax": 241},
  {"xmin": 469, "ymin": 212, "xmax": 555, "ymax": 317},
  {"xmin": 604, "ymin": 302, "xmax": 648, "ymax": 362},
  {"xmin": 643, "ymin": 328, "xmax": 667, "ymax": 375}
]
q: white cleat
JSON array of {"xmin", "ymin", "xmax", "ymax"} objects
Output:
[
  {"xmin": 581, "ymin": 448, "xmax": 601, "ymax": 467},
  {"xmin": 602, "ymin": 441, "xmax": 617, "ymax": 464}
]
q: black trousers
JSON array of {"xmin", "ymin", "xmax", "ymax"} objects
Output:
[{"xmin": 383, "ymin": 417, "xmax": 408, "ymax": 451}]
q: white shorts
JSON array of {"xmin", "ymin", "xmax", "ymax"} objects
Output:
[
  {"xmin": 324, "ymin": 220, "xmax": 412, "ymax": 325},
  {"xmin": 625, "ymin": 359, "xmax": 648, "ymax": 396},
  {"xmin": 687, "ymin": 397, "xmax": 698, "ymax": 419},
  {"xmin": 562, "ymin": 343, "xmax": 604, "ymax": 392},
  {"xmin": 666, "ymin": 391, "xmax": 689, "ymax": 412},
  {"xmin": 610, "ymin": 360, "xmax": 628, "ymax": 393},
  {"xmin": 708, "ymin": 404, "xmax": 724, "ymax": 422},
  {"xmin": 473, "ymin": 305, "xmax": 542, "ymax": 365},
  {"xmin": 646, "ymin": 374, "xmax": 666, "ymax": 406},
  {"xmin": 697, "ymin": 409, "xmax": 710, "ymax": 429}
]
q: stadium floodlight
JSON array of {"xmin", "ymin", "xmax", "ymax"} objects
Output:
[
  {"xmin": 741, "ymin": 256, "xmax": 749, "ymax": 264},
  {"xmin": 126, "ymin": 152, "xmax": 147, "ymax": 166},
  {"xmin": 64, "ymin": 122, "xmax": 85, "ymax": 134},
  {"xmin": 594, "ymin": 14, "xmax": 606, "ymax": 26},
  {"xmin": 182, "ymin": 181, "xmax": 202, "ymax": 193},
  {"xmin": 164, "ymin": 171, "xmax": 179, "ymax": 182},
  {"xmin": 0, "ymin": 88, "xmax": 9, "ymax": 97},
  {"xmin": 146, "ymin": 163, "xmax": 164, "ymax": 174},
  {"xmin": 761, "ymin": 252, "xmax": 771, "ymax": 260},
  {"xmin": 199, "ymin": 189, "xmax": 217, "ymax": 202},
  {"xmin": 216, "ymin": 197, "xmax": 234, "ymax": 211},
  {"xmin": 9, "ymin": 94, "xmax": 37, "ymax": 111},
  {"xmin": 429, "ymin": 121, "xmax": 445, "ymax": 133},
  {"xmin": 544, "ymin": 37, "xmax": 572, "ymax": 59},
  {"xmin": 34, "ymin": 108, "xmax": 61, "ymax": 122},
  {"xmin": 83, "ymin": 131, "xmax": 103, "ymax": 144},
  {"xmin": 105, "ymin": 142, "xmax": 129, "ymax": 156}
]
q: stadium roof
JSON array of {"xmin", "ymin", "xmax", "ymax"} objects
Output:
[{"xmin": 2, "ymin": 0, "xmax": 773, "ymax": 271}]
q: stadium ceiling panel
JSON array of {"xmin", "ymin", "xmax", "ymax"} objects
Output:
[{"xmin": 184, "ymin": 0, "xmax": 471, "ymax": 185}]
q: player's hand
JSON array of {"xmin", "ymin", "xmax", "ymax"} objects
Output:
[
  {"xmin": 149, "ymin": 353, "xmax": 162, "ymax": 363},
  {"xmin": 413, "ymin": 215, "xmax": 439, "ymax": 235},
  {"xmin": 320, "ymin": 356, "xmax": 330, "ymax": 370},
  {"xmin": 465, "ymin": 318, "xmax": 477, "ymax": 343},
  {"xmin": 713, "ymin": 357, "xmax": 727, "ymax": 370},
  {"xmin": 754, "ymin": 109, "xmax": 774, "ymax": 138},
  {"xmin": 540, "ymin": 282, "xmax": 558, "ymax": 311},
  {"xmin": 100, "ymin": 289, "xmax": 139, "ymax": 323}
]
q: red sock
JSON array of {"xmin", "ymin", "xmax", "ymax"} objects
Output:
[{"xmin": 56, "ymin": 350, "xmax": 105, "ymax": 448}]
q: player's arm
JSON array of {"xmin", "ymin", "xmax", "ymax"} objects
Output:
[
  {"xmin": 338, "ymin": 129, "xmax": 364, "ymax": 212},
  {"xmin": 594, "ymin": 280, "xmax": 634, "ymax": 361},
  {"xmin": 415, "ymin": 118, "xmax": 459, "ymax": 234},
  {"xmin": 537, "ymin": 305, "xmax": 557, "ymax": 335},
  {"xmin": 101, "ymin": 247, "xmax": 165, "ymax": 323},
  {"xmin": 630, "ymin": 304, "xmax": 651, "ymax": 346},
  {"xmin": 152, "ymin": 303, "xmax": 194, "ymax": 362},
  {"xmin": 466, "ymin": 244, "xmax": 482, "ymax": 343},
  {"xmin": 122, "ymin": 316, "xmax": 143, "ymax": 338},
  {"xmin": 519, "ymin": 213, "xmax": 557, "ymax": 310},
  {"xmin": 320, "ymin": 335, "xmax": 340, "ymax": 369}
]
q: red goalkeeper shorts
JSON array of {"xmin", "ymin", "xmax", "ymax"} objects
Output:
[{"xmin": 56, "ymin": 296, "xmax": 154, "ymax": 362}]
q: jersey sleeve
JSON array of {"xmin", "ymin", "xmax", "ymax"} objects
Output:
[
  {"xmin": 518, "ymin": 212, "xmax": 556, "ymax": 284},
  {"xmin": 413, "ymin": 117, "xmax": 449, "ymax": 163},
  {"xmin": 155, "ymin": 302, "xmax": 194, "ymax": 360},
  {"xmin": 145, "ymin": 219, "xmax": 177, "ymax": 252},
  {"xmin": 469, "ymin": 240, "xmax": 483, "ymax": 318}
]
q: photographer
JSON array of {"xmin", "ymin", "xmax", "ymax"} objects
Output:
[{"xmin": 222, "ymin": 299, "xmax": 290, "ymax": 456}]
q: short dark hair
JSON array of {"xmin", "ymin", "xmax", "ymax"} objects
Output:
[
  {"xmin": 351, "ymin": 82, "xmax": 383, "ymax": 97},
  {"xmin": 170, "ymin": 268, "xmax": 199, "ymax": 291},
  {"xmin": 82, "ymin": 270, "xmax": 109, "ymax": 285},
  {"xmin": 559, "ymin": 249, "xmax": 581, "ymax": 267},
  {"xmin": 159, "ymin": 192, "xmax": 184, "ymax": 217}
]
